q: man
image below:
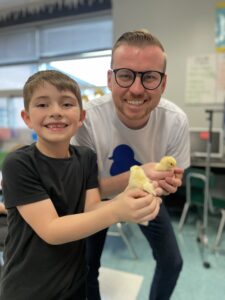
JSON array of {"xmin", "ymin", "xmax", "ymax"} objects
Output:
[{"xmin": 75, "ymin": 30, "xmax": 190, "ymax": 300}]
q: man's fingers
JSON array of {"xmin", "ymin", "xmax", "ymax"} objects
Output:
[
  {"xmin": 158, "ymin": 180, "xmax": 177, "ymax": 194},
  {"xmin": 154, "ymin": 187, "xmax": 164, "ymax": 197},
  {"xmin": 166, "ymin": 176, "xmax": 182, "ymax": 187},
  {"xmin": 150, "ymin": 170, "xmax": 174, "ymax": 181}
]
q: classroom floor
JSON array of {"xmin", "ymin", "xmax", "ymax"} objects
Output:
[{"xmin": 101, "ymin": 207, "xmax": 225, "ymax": 300}]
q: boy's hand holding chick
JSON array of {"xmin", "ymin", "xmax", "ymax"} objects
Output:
[
  {"xmin": 125, "ymin": 166, "xmax": 162, "ymax": 225},
  {"xmin": 112, "ymin": 187, "xmax": 161, "ymax": 225}
]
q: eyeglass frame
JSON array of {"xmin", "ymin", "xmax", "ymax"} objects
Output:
[{"xmin": 112, "ymin": 68, "xmax": 165, "ymax": 90}]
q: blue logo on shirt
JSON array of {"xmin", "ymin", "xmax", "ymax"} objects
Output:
[{"xmin": 109, "ymin": 144, "xmax": 141, "ymax": 176}]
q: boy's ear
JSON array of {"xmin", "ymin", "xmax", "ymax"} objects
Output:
[
  {"xmin": 78, "ymin": 110, "xmax": 86, "ymax": 127},
  {"xmin": 21, "ymin": 110, "xmax": 33, "ymax": 129}
]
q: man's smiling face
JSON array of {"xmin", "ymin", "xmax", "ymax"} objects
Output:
[{"xmin": 107, "ymin": 44, "xmax": 167, "ymax": 129}]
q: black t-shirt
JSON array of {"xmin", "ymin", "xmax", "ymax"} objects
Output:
[{"xmin": 0, "ymin": 144, "xmax": 98, "ymax": 300}]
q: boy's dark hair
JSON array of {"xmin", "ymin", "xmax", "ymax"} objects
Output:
[
  {"xmin": 111, "ymin": 29, "xmax": 167, "ymax": 71},
  {"xmin": 23, "ymin": 70, "xmax": 82, "ymax": 111}
]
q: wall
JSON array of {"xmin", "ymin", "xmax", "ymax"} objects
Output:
[{"xmin": 112, "ymin": 0, "xmax": 223, "ymax": 128}]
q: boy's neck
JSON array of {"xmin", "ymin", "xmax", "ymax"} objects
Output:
[{"xmin": 35, "ymin": 141, "xmax": 70, "ymax": 158}]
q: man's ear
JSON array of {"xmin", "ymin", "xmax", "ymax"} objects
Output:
[
  {"xmin": 78, "ymin": 109, "xmax": 86, "ymax": 128},
  {"xmin": 161, "ymin": 74, "xmax": 167, "ymax": 94},
  {"xmin": 21, "ymin": 110, "xmax": 33, "ymax": 129},
  {"xmin": 107, "ymin": 69, "xmax": 113, "ymax": 91}
]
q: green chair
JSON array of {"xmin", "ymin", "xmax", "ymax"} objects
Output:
[
  {"xmin": 0, "ymin": 151, "xmax": 8, "ymax": 170},
  {"xmin": 178, "ymin": 167, "xmax": 225, "ymax": 250},
  {"xmin": 178, "ymin": 167, "xmax": 215, "ymax": 231},
  {"xmin": 213, "ymin": 209, "xmax": 225, "ymax": 250}
]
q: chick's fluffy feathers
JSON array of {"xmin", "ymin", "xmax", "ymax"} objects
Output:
[
  {"xmin": 155, "ymin": 156, "xmax": 177, "ymax": 171},
  {"xmin": 127, "ymin": 165, "xmax": 156, "ymax": 196}
]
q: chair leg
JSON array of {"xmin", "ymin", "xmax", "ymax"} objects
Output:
[
  {"xmin": 213, "ymin": 209, "xmax": 225, "ymax": 250},
  {"xmin": 178, "ymin": 202, "xmax": 190, "ymax": 231},
  {"xmin": 116, "ymin": 223, "xmax": 138, "ymax": 259},
  {"xmin": 0, "ymin": 251, "xmax": 4, "ymax": 267}
]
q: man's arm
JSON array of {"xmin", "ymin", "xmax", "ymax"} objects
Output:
[
  {"xmin": 99, "ymin": 163, "xmax": 183, "ymax": 198},
  {"xmin": 99, "ymin": 171, "xmax": 130, "ymax": 197}
]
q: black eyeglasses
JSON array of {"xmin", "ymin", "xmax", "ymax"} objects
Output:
[{"xmin": 112, "ymin": 68, "xmax": 165, "ymax": 90}]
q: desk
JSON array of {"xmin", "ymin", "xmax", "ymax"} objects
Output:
[{"xmin": 191, "ymin": 156, "xmax": 225, "ymax": 169}]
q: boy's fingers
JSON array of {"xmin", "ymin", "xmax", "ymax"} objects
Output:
[
  {"xmin": 125, "ymin": 188, "xmax": 148, "ymax": 198},
  {"xmin": 138, "ymin": 201, "xmax": 161, "ymax": 223},
  {"xmin": 134, "ymin": 197, "xmax": 161, "ymax": 220}
]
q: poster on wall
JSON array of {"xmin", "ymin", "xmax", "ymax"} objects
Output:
[
  {"xmin": 185, "ymin": 54, "xmax": 225, "ymax": 104},
  {"xmin": 215, "ymin": 2, "xmax": 225, "ymax": 52},
  {"xmin": 185, "ymin": 54, "xmax": 216, "ymax": 104},
  {"xmin": 216, "ymin": 52, "xmax": 225, "ymax": 103}
]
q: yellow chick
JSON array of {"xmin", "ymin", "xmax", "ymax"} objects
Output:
[
  {"xmin": 155, "ymin": 156, "xmax": 177, "ymax": 171},
  {"xmin": 82, "ymin": 95, "xmax": 89, "ymax": 102},
  {"xmin": 94, "ymin": 88, "xmax": 104, "ymax": 97},
  {"xmin": 127, "ymin": 165, "xmax": 156, "ymax": 196}
]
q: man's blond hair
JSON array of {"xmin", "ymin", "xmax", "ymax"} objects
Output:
[{"xmin": 111, "ymin": 29, "xmax": 167, "ymax": 71}]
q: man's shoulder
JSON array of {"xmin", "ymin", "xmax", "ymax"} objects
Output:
[
  {"xmin": 84, "ymin": 94, "xmax": 113, "ymax": 112},
  {"xmin": 158, "ymin": 98, "xmax": 187, "ymax": 117},
  {"xmin": 71, "ymin": 144, "xmax": 94, "ymax": 154}
]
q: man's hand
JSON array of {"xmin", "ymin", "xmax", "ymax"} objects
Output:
[
  {"xmin": 158, "ymin": 168, "xmax": 183, "ymax": 195},
  {"xmin": 142, "ymin": 163, "xmax": 184, "ymax": 196}
]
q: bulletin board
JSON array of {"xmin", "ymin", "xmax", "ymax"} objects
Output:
[
  {"xmin": 185, "ymin": 3, "xmax": 225, "ymax": 105},
  {"xmin": 185, "ymin": 54, "xmax": 217, "ymax": 104},
  {"xmin": 185, "ymin": 53, "xmax": 225, "ymax": 105}
]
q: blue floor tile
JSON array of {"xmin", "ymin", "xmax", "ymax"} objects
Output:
[{"xmin": 101, "ymin": 212, "xmax": 225, "ymax": 300}]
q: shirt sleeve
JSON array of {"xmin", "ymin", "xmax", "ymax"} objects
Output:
[
  {"xmin": 73, "ymin": 113, "xmax": 96, "ymax": 152},
  {"xmin": 2, "ymin": 152, "xmax": 49, "ymax": 209},
  {"xmin": 86, "ymin": 149, "xmax": 99, "ymax": 190},
  {"xmin": 167, "ymin": 114, "xmax": 191, "ymax": 170}
]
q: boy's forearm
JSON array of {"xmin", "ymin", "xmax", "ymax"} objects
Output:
[{"xmin": 47, "ymin": 203, "xmax": 119, "ymax": 245}]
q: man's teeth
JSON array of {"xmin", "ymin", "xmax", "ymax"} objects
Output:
[{"xmin": 127, "ymin": 100, "xmax": 144, "ymax": 105}]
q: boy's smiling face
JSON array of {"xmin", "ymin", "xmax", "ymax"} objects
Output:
[{"xmin": 21, "ymin": 81, "xmax": 85, "ymax": 155}]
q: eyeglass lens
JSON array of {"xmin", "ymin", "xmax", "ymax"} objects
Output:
[{"xmin": 115, "ymin": 69, "xmax": 163, "ymax": 90}]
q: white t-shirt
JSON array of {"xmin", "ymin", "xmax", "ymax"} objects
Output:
[{"xmin": 75, "ymin": 94, "xmax": 190, "ymax": 179}]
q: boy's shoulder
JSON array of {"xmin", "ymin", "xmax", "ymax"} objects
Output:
[
  {"xmin": 70, "ymin": 144, "xmax": 96, "ymax": 159},
  {"xmin": 3, "ymin": 144, "xmax": 32, "ymax": 165}
]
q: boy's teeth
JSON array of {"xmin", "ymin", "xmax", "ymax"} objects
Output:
[{"xmin": 47, "ymin": 124, "xmax": 65, "ymax": 128}]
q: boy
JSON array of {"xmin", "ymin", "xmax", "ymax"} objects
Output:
[{"xmin": 0, "ymin": 70, "xmax": 161, "ymax": 300}]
